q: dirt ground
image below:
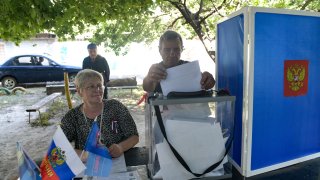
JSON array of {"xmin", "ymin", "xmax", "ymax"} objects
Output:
[{"xmin": 0, "ymin": 87, "xmax": 146, "ymax": 180}]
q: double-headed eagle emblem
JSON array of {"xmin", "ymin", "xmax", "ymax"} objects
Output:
[
  {"xmin": 48, "ymin": 146, "xmax": 66, "ymax": 167},
  {"xmin": 286, "ymin": 64, "xmax": 305, "ymax": 91}
]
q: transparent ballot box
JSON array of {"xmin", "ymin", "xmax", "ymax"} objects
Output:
[{"xmin": 145, "ymin": 95, "xmax": 236, "ymax": 179}]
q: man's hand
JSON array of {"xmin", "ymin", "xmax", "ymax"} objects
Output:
[
  {"xmin": 143, "ymin": 63, "xmax": 167, "ymax": 92},
  {"xmin": 201, "ymin": 71, "xmax": 215, "ymax": 90},
  {"xmin": 109, "ymin": 144, "xmax": 124, "ymax": 158},
  {"xmin": 146, "ymin": 63, "xmax": 167, "ymax": 83}
]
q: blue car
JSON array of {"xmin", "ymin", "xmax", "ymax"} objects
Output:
[{"xmin": 0, "ymin": 55, "xmax": 81, "ymax": 89}]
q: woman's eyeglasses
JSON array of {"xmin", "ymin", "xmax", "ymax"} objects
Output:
[{"xmin": 84, "ymin": 84, "xmax": 105, "ymax": 91}]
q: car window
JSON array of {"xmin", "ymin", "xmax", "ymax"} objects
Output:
[
  {"xmin": 7, "ymin": 59, "xmax": 17, "ymax": 66},
  {"xmin": 42, "ymin": 58, "xmax": 50, "ymax": 66},
  {"xmin": 50, "ymin": 60, "xmax": 58, "ymax": 66},
  {"xmin": 33, "ymin": 56, "xmax": 50, "ymax": 66},
  {"xmin": 14, "ymin": 56, "xmax": 33, "ymax": 66}
]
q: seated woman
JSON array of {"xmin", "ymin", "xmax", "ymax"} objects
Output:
[{"xmin": 61, "ymin": 69, "xmax": 139, "ymax": 158}]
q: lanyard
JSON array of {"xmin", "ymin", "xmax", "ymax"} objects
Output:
[{"xmin": 83, "ymin": 104, "xmax": 104, "ymax": 143}]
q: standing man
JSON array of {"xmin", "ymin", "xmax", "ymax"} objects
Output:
[{"xmin": 83, "ymin": 43, "xmax": 110, "ymax": 99}]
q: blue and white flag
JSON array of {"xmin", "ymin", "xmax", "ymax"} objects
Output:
[
  {"xmin": 16, "ymin": 142, "xmax": 41, "ymax": 180},
  {"xmin": 84, "ymin": 121, "xmax": 112, "ymax": 159},
  {"xmin": 84, "ymin": 122, "xmax": 112, "ymax": 177},
  {"xmin": 85, "ymin": 152, "xmax": 112, "ymax": 177}
]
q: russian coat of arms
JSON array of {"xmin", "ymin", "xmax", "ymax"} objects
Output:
[
  {"xmin": 48, "ymin": 146, "xmax": 66, "ymax": 167},
  {"xmin": 284, "ymin": 60, "xmax": 308, "ymax": 96},
  {"xmin": 286, "ymin": 64, "xmax": 305, "ymax": 91}
]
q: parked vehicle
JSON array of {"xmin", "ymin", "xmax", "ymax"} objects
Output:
[{"xmin": 0, "ymin": 55, "xmax": 81, "ymax": 89}]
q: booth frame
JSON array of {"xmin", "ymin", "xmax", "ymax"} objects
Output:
[{"xmin": 216, "ymin": 6, "xmax": 320, "ymax": 177}]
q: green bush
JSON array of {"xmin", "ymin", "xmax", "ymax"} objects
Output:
[{"xmin": 31, "ymin": 98, "xmax": 67, "ymax": 127}]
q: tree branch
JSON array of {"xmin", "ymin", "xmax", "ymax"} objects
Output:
[
  {"xmin": 166, "ymin": 0, "xmax": 198, "ymax": 33},
  {"xmin": 164, "ymin": 0, "xmax": 216, "ymax": 62},
  {"xmin": 211, "ymin": 0, "xmax": 227, "ymax": 11},
  {"xmin": 183, "ymin": 0, "xmax": 192, "ymax": 20},
  {"xmin": 200, "ymin": 0, "xmax": 226, "ymax": 24},
  {"xmin": 165, "ymin": 0, "xmax": 177, "ymax": 5},
  {"xmin": 195, "ymin": 0, "xmax": 204, "ymax": 17},
  {"xmin": 152, "ymin": 13, "xmax": 169, "ymax": 19},
  {"xmin": 212, "ymin": 2, "xmax": 225, "ymax": 17},
  {"xmin": 169, "ymin": 16, "xmax": 183, "ymax": 28},
  {"xmin": 300, "ymin": 0, "xmax": 314, "ymax": 10},
  {"xmin": 202, "ymin": 21, "xmax": 214, "ymax": 42}
]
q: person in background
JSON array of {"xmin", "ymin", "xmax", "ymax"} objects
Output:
[
  {"xmin": 83, "ymin": 43, "xmax": 110, "ymax": 99},
  {"xmin": 61, "ymin": 69, "xmax": 139, "ymax": 158},
  {"xmin": 36, "ymin": 57, "xmax": 44, "ymax": 65},
  {"xmin": 143, "ymin": 30, "xmax": 215, "ymax": 93}
]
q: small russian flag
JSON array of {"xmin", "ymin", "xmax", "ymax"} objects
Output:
[{"xmin": 40, "ymin": 126, "xmax": 86, "ymax": 180}]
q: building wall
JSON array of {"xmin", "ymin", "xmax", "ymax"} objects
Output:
[{"xmin": 0, "ymin": 39, "xmax": 216, "ymax": 84}]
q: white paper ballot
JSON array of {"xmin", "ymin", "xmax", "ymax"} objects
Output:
[
  {"xmin": 155, "ymin": 140, "xmax": 227, "ymax": 180},
  {"xmin": 160, "ymin": 60, "xmax": 202, "ymax": 96},
  {"xmin": 155, "ymin": 119, "xmax": 227, "ymax": 179},
  {"xmin": 165, "ymin": 119, "xmax": 226, "ymax": 174},
  {"xmin": 156, "ymin": 140, "xmax": 195, "ymax": 180},
  {"xmin": 110, "ymin": 154, "xmax": 127, "ymax": 174}
]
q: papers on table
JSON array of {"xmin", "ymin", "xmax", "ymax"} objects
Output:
[
  {"xmin": 156, "ymin": 118, "xmax": 226, "ymax": 179},
  {"xmin": 160, "ymin": 60, "xmax": 202, "ymax": 96},
  {"xmin": 76, "ymin": 154, "xmax": 132, "ymax": 179},
  {"xmin": 87, "ymin": 170, "xmax": 141, "ymax": 180},
  {"xmin": 110, "ymin": 154, "xmax": 127, "ymax": 174}
]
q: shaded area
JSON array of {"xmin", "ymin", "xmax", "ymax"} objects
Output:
[
  {"xmin": 0, "ymin": 87, "xmax": 146, "ymax": 179},
  {"xmin": 230, "ymin": 157, "xmax": 320, "ymax": 180}
]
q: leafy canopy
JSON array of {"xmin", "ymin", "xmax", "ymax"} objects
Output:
[{"xmin": 1, "ymin": 0, "xmax": 320, "ymax": 58}]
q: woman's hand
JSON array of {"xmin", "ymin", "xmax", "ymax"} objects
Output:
[
  {"xmin": 109, "ymin": 144, "xmax": 124, "ymax": 158},
  {"xmin": 75, "ymin": 149, "xmax": 83, "ymax": 156},
  {"xmin": 75, "ymin": 149, "xmax": 88, "ymax": 163}
]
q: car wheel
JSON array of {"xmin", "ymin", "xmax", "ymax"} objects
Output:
[
  {"xmin": 68, "ymin": 73, "xmax": 76, "ymax": 83},
  {"xmin": 1, "ymin": 77, "xmax": 17, "ymax": 89}
]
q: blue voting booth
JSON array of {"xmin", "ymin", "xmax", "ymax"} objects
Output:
[{"xmin": 216, "ymin": 7, "xmax": 320, "ymax": 177}]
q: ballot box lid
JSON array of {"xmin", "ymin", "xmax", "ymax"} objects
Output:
[{"xmin": 148, "ymin": 95, "xmax": 235, "ymax": 106}]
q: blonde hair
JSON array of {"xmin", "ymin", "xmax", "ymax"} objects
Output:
[{"xmin": 75, "ymin": 69, "xmax": 104, "ymax": 88}]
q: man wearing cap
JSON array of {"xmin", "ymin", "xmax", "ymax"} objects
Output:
[{"xmin": 83, "ymin": 43, "xmax": 110, "ymax": 99}]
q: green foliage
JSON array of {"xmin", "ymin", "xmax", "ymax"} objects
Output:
[
  {"xmin": 91, "ymin": 7, "xmax": 167, "ymax": 55},
  {"xmin": 0, "ymin": 0, "xmax": 153, "ymax": 43},
  {"xmin": 148, "ymin": 0, "xmax": 320, "ymax": 60},
  {"xmin": 1, "ymin": 0, "xmax": 319, "ymax": 56},
  {"xmin": 31, "ymin": 111, "xmax": 53, "ymax": 127}
]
